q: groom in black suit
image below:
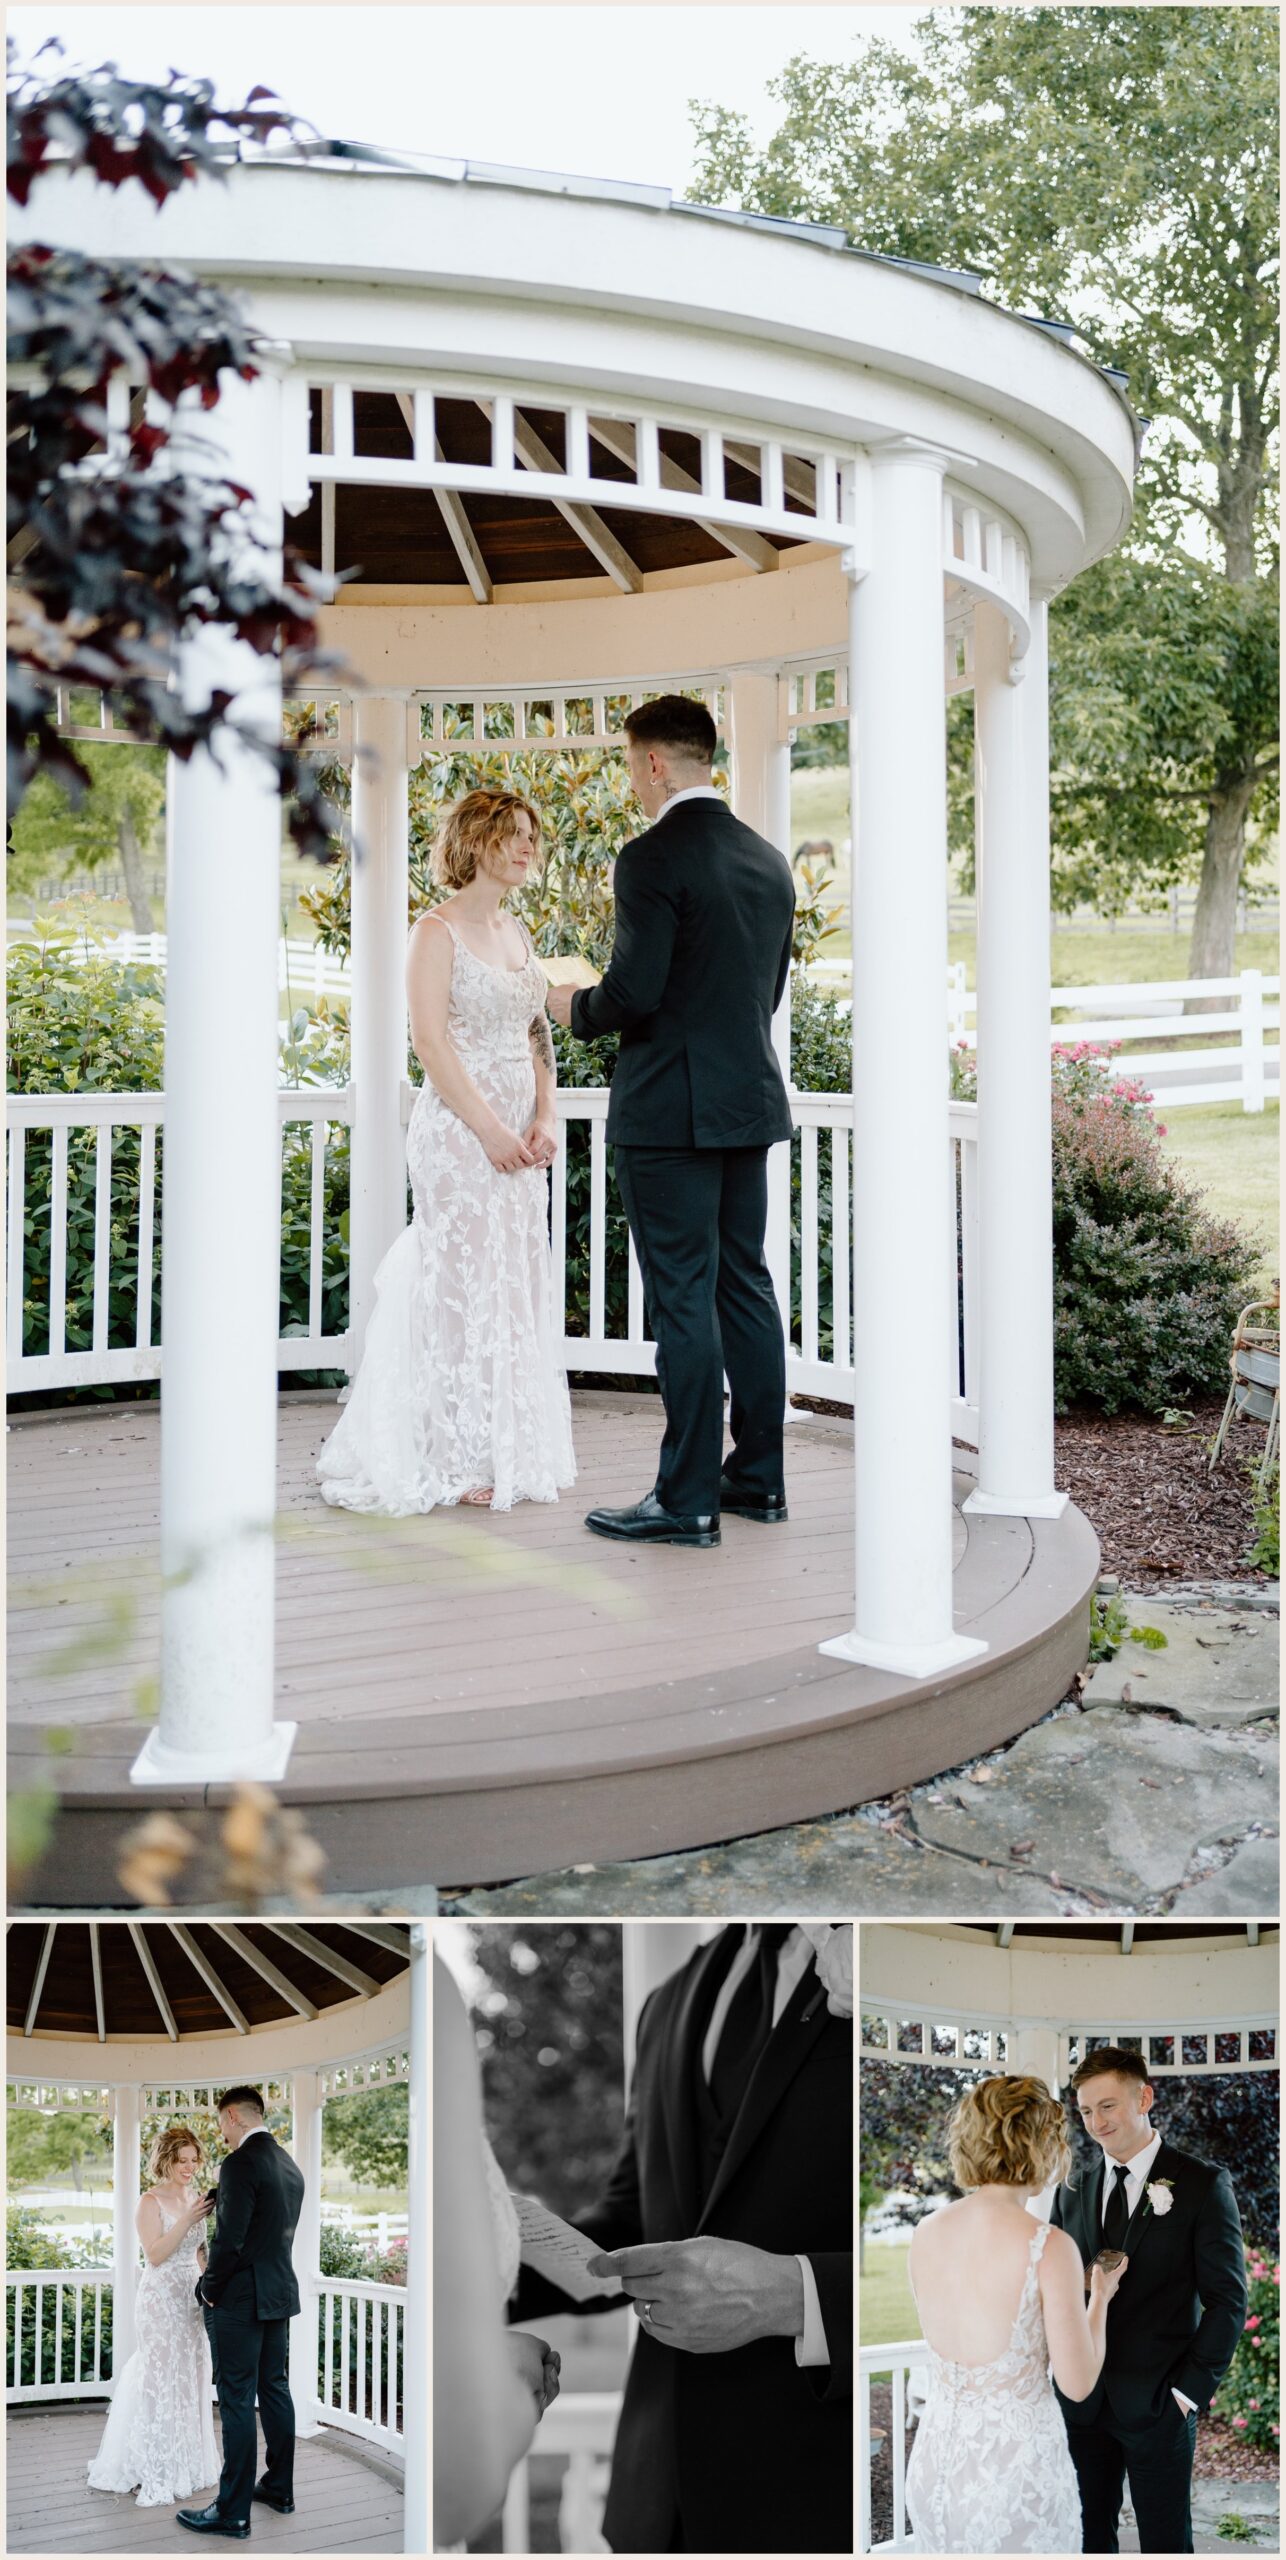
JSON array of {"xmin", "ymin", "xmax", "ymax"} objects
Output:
[
  {"xmin": 544, "ymin": 694, "xmax": 796, "ymax": 1546},
  {"xmin": 1051, "ymin": 2045, "xmax": 1247, "ymax": 2554},
  {"xmin": 511, "ymin": 1923, "xmax": 853, "ymax": 2553},
  {"xmin": 178, "ymin": 2086, "xmax": 306, "ymax": 2540}
]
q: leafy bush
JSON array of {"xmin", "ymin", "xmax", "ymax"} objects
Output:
[
  {"xmin": 1246, "ymin": 1459, "xmax": 1280, "ymax": 1575},
  {"xmin": 1214, "ymin": 2248, "xmax": 1279, "ymax": 2453},
  {"xmin": 317, "ymin": 2221, "xmax": 403, "ymax": 2429},
  {"xmin": 4, "ymin": 2206, "xmax": 114, "ymax": 2388}
]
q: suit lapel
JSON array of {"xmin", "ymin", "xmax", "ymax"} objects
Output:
[
  {"xmin": 697, "ymin": 1950, "xmax": 834, "ymax": 2230},
  {"xmin": 659, "ymin": 1927, "xmax": 744, "ymax": 2233},
  {"xmin": 1119, "ymin": 2140, "xmax": 1178, "ymax": 2269},
  {"xmin": 1069, "ymin": 2154, "xmax": 1104, "ymax": 2259}
]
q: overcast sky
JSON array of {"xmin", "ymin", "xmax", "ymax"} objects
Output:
[{"xmin": 8, "ymin": 4, "xmax": 919, "ymax": 196}]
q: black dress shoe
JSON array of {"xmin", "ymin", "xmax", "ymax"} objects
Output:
[
  {"xmin": 719, "ymin": 1477, "xmax": 789, "ymax": 1524},
  {"xmin": 252, "ymin": 2488, "xmax": 295, "ymax": 2515},
  {"xmin": 176, "ymin": 2509, "xmax": 250, "ymax": 2539},
  {"xmin": 585, "ymin": 1490, "xmax": 720, "ymax": 1548}
]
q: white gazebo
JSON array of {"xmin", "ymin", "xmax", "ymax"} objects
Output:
[
  {"xmin": 4, "ymin": 1919, "xmax": 428, "ymax": 2554},
  {"xmin": 7, "ymin": 148, "xmax": 1138, "ymax": 1894},
  {"xmin": 858, "ymin": 1919, "xmax": 1278, "ymax": 2554}
]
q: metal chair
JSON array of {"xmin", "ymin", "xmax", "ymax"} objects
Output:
[{"xmin": 1209, "ymin": 1293, "xmax": 1280, "ymax": 1493}]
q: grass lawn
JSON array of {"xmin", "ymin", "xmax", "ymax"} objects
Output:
[
  {"xmin": 1159, "ymin": 1103, "xmax": 1280, "ymax": 1286},
  {"xmin": 860, "ymin": 2238, "xmax": 921, "ymax": 2349}
]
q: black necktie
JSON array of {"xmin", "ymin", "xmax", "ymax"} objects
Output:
[
  {"xmin": 707, "ymin": 1924, "xmax": 792, "ymax": 2125},
  {"xmin": 1102, "ymin": 2162, "xmax": 1130, "ymax": 2250}
]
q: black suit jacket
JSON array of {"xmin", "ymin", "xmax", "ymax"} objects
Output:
[
  {"xmin": 199, "ymin": 2132, "xmax": 305, "ymax": 2324},
  {"xmin": 512, "ymin": 1928, "xmax": 853, "ymax": 2554},
  {"xmin": 1051, "ymin": 2137, "xmax": 1246, "ymax": 2429},
  {"xmin": 569, "ymin": 797, "xmax": 796, "ymax": 1149}
]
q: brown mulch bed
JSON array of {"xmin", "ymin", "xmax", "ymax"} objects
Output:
[
  {"xmin": 1054, "ymin": 1397, "xmax": 1272, "ymax": 1592},
  {"xmin": 1194, "ymin": 2413, "xmax": 1279, "ymax": 2483}
]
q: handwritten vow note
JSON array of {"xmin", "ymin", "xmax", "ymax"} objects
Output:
[
  {"xmin": 511, "ymin": 2192, "xmax": 620, "ymax": 2300},
  {"xmin": 538, "ymin": 954, "xmax": 602, "ymax": 990}
]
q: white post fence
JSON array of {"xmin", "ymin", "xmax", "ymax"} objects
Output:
[{"xmin": 860, "ymin": 2341, "xmax": 928, "ymax": 2555}]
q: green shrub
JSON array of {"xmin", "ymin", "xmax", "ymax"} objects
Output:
[
  {"xmin": 1214, "ymin": 2246, "xmax": 1279, "ymax": 2454},
  {"xmin": 1246, "ymin": 1459, "xmax": 1280, "ymax": 1575},
  {"xmin": 4, "ymin": 2206, "xmax": 114, "ymax": 2388},
  {"xmin": 317, "ymin": 2221, "xmax": 404, "ymax": 2428}
]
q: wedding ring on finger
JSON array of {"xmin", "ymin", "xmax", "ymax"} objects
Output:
[{"xmin": 640, "ymin": 2301, "xmax": 654, "ymax": 2325}]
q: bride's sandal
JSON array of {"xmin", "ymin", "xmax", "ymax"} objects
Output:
[{"xmin": 460, "ymin": 1486, "xmax": 494, "ymax": 1507}]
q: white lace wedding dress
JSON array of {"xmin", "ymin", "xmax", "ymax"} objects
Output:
[
  {"xmin": 87, "ymin": 2193, "xmax": 218, "ymax": 2508},
  {"xmin": 905, "ymin": 2221, "xmax": 1082, "ymax": 2554},
  {"xmin": 317, "ymin": 918, "xmax": 576, "ymax": 1515}
]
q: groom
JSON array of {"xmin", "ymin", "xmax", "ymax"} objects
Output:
[
  {"xmin": 510, "ymin": 1922, "xmax": 852, "ymax": 2552},
  {"xmin": 178, "ymin": 2086, "xmax": 306, "ymax": 2540},
  {"xmin": 544, "ymin": 694, "xmax": 796, "ymax": 1547},
  {"xmin": 1052, "ymin": 2045, "xmax": 1247, "ymax": 2555}
]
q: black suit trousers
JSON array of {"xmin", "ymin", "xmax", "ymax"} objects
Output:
[
  {"xmin": 204, "ymin": 2305, "xmax": 295, "ymax": 2524},
  {"xmin": 1067, "ymin": 2395, "xmax": 1196, "ymax": 2554},
  {"xmin": 614, "ymin": 1143, "xmax": 785, "ymax": 1515}
]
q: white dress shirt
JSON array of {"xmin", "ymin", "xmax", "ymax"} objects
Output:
[
  {"xmin": 654, "ymin": 784, "xmax": 727, "ymax": 815},
  {"xmin": 1099, "ymin": 2129, "xmax": 1192, "ymax": 2414},
  {"xmin": 701, "ymin": 1925, "xmax": 831, "ymax": 2370}
]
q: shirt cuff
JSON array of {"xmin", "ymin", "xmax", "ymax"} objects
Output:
[
  {"xmin": 1172, "ymin": 2387, "xmax": 1197, "ymax": 2416},
  {"xmin": 794, "ymin": 2255, "xmax": 830, "ymax": 2368}
]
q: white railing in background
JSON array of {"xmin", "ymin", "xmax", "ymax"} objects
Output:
[
  {"xmin": 320, "ymin": 2205, "xmax": 408, "ymax": 2249},
  {"xmin": 5, "ymin": 1087, "xmax": 352, "ymax": 1392},
  {"xmin": 502, "ymin": 2390, "xmax": 618, "ymax": 2553},
  {"xmin": 7, "ymin": 925, "xmax": 352, "ymax": 1004},
  {"xmin": 6, "ymin": 2271, "xmax": 113, "ymax": 2402},
  {"xmin": 313, "ymin": 2277, "xmax": 403, "ymax": 2457},
  {"xmin": 860, "ymin": 2340, "xmax": 928, "ymax": 2554},
  {"xmin": 806, "ymin": 964, "xmax": 1281, "ymax": 1113}
]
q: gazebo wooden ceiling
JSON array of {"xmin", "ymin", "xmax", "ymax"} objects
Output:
[
  {"xmin": 8, "ymin": 1919, "xmax": 411, "ymax": 2042},
  {"xmin": 296, "ymin": 390, "xmax": 805, "ymax": 589}
]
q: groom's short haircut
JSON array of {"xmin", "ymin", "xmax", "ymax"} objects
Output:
[
  {"xmin": 624, "ymin": 693, "xmax": 717, "ymax": 767},
  {"xmin": 216, "ymin": 2084, "xmax": 266, "ymax": 2118},
  {"xmin": 1070, "ymin": 2045, "xmax": 1150, "ymax": 2091}
]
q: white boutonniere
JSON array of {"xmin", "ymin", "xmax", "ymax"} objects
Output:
[
  {"xmin": 1145, "ymin": 2178, "xmax": 1175, "ymax": 2218},
  {"xmin": 798, "ymin": 1922, "xmax": 853, "ymax": 2018}
]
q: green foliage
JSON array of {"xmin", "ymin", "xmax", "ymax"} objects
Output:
[
  {"xmin": 1213, "ymin": 2247, "xmax": 1278, "ymax": 2454},
  {"xmin": 1088, "ymin": 1590, "xmax": 1130, "ymax": 1662},
  {"xmin": 470, "ymin": 1925, "xmax": 625, "ymax": 2222},
  {"xmin": 5, "ymin": 2106, "xmax": 111, "ymax": 2197},
  {"xmin": 1245, "ymin": 1460, "xmax": 1280, "ymax": 1576},
  {"xmin": 316, "ymin": 2221, "xmax": 405, "ymax": 2426},
  {"xmin": 4, "ymin": 2205, "xmax": 115, "ymax": 2387},
  {"xmin": 6, "ymin": 737, "xmax": 165, "ymax": 900},
  {"xmin": 321, "ymin": 2086, "xmax": 408, "ymax": 2190},
  {"xmin": 1217, "ymin": 2516, "xmax": 1262, "ymax": 2544}
]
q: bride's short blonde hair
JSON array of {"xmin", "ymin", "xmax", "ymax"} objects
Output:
[
  {"xmin": 148, "ymin": 2123, "xmax": 204, "ymax": 2182},
  {"xmin": 948, "ymin": 2075, "xmax": 1070, "ymax": 2192},
  {"xmin": 430, "ymin": 788, "xmax": 542, "ymax": 890}
]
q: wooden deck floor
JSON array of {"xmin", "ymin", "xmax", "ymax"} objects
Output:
[{"xmin": 6, "ymin": 2404, "xmax": 404, "ymax": 2553}]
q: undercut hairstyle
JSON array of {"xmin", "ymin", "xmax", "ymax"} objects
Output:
[
  {"xmin": 948, "ymin": 2074, "xmax": 1071, "ymax": 2193},
  {"xmin": 148, "ymin": 2122, "xmax": 204, "ymax": 2182},
  {"xmin": 623, "ymin": 693, "xmax": 718, "ymax": 767},
  {"xmin": 216, "ymin": 2085, "xmax": 266, "ymax": 2119},
  {"xmin": 1070, "ymin": 2045, "xmax": 1152, "ymax": 2093},
  {"xmin": 430, "ymin": 787, "xmax": 542, "ymax": 891}
]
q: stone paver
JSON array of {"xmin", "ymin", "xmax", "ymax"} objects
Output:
[
  {"xmin": 1085, "ymin": 1592, "xmax": 1280, "ymax": 1725},
  {"xmin": 1170, "ymin": 1832, "xmax": 1284, "ymax": 1915}
]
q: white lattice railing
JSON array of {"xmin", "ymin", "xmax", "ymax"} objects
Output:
[
  {"xmin": 861, "ymin": 2341, "xmax": 927, "ymax": 2554},
  {"xmin": 6, "ymin": 2271, "xmax": 113, "ymax": 2403},
  {"xmin": 313, "ymin": 2277, "xmax": 403, "ymax": 2456},
  {"xmin": 502, "ymin": 2389, "xmax": 619, "ymax": 2554},
  {"xmin": 860, "ymin": 2010, "xmax": 1278, "ymax": 2075}
]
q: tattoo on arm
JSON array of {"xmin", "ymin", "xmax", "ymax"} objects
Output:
[{"xmin": 530, "ymin": 1009, "xmax": 557, "ymax": 1080}]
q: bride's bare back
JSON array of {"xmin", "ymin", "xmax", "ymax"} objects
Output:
[{"xmin": 910, "ymin": 2195, "xmax": 1055, "ymax": 2364}]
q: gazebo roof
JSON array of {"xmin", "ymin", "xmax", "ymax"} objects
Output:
[{"xmin": 8, "ymin": 1921, "xmax": 410, "ymax": 2045}]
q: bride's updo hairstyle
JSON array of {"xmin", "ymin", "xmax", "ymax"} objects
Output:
[
  {"xmin": 948, "ymin": 2075, "xmax": 1070, "ymax": 2193},
  {"xmin": 430, "ymin": 788, "xmax": 542, "ymax": 891},
  {"xmin": 148, "ymin": 2123, "xmax": 204, "ymax": 2182}
]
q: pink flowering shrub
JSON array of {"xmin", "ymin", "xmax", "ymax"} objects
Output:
[
  {"xmin": 951, "ymin": 1040, "xmax": 1260, "ymax": 1413},
  {"xmin": 1215, "ymin": 2250, "xmax": 1280, "ymax": 2452}
]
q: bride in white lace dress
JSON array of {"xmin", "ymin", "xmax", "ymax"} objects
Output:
[
  {"xmin": 318, "ymin": 788, "xmax": 576, "ymax": 1517},
  {"xmin": 88, "ymin": 2124, "xmax": 218, "ymax": 2509},
  {"xmin": 905, "ymin": 2075, "xmax": 1127, "ymax": 2554}
]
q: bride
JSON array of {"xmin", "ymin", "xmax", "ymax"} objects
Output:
[
  {"xmin": 87, "ymin": 2123, "xmax": 219, "ymax": 2509},
  {"xmin": 433, "ymin": 1952, "xmax": 561, "ymax": 2546},
  {"xmin": 318, "ymin": 787, "xmax": 576, "ymax": 1517},
  {"xmin": 905, "ymin": 2074, "xmax": 1126, "ymax": 2555}
]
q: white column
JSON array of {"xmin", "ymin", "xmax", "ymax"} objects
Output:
[
  {"xmin": 821, "ymin": 449, "xmax": 987, "ymax": 1678},
  {"xmin": 1009, "ymin": 2023, "xmax": 1063, "ymax": 2093},
  {"xmin": 348, "ymin": 694, "xmax": 411, "ymax": 1367},
  {"xmin": 110, "ymin": 2082, "xmax": 141, "ymax": 2379},
  {"xmin": 728, "ymin": 672, "xmax": 793, "ymax": 1340},
  {"xmin": 403, "ymin": 1926, "xmax": 430, "ymax": 2557},
  {"xmin": 289, "ymin": 2068, "xmax": 325, "ymax": 2438},
  {"xmin": 134, "ymin": 360, "xmax": 295, "ymax": 1786},
  {"xmin": 963, "ymin": 598, "xmax": 1067, "ymax": 1519}
]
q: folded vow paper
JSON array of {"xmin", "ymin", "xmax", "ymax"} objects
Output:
[
  {"xmin": 538, "ymin": 954, "xmax": 602, "ymax": 989},
  {"xmin": 512, "ymin": 2191, "xmax": 621, "ymax": 2301}
]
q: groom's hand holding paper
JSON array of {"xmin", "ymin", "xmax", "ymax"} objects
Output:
[
  {"xmin": 588, "ymin": 2235, "xmax": 806, "ymax": 2355},
  {"xmin": 512, "ymin": 2191, "xmax": 622, "ymax": 2303}
]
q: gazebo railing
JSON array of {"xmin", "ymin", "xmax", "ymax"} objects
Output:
[
  {"xmin": 313, "ymin": 2276, "xmax": 404, "ymax": 2457},
  {"xmin": 501, "ymin": 2389, "xmax": 620, "ymax": 2554},
  {"xmin": 860, "ymin": 2340, "xmax": 928, "ymax": 2556},
  {"xmin": 6, "ymin": 2271, "xmax": 113, "ymax": 2403}
]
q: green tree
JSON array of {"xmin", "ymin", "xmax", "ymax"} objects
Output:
[
  {"xmin": 4, "ymin": 2106, "xmax": 111, "ymax": 2197},
  {"xmin": 8, "ymin": 735, "xmax": 166, "ymax": 926},
  {"xmin": 322, "ymin": 2085, "xmax": 409, "ymax": 2189},
  {"xmin": 469, "ymin": 1925, "xmax": 625, "ymax": 2223},
  {"xmin": 690, "ymin": 6, "xmax": 1279, "ymax": 978}
]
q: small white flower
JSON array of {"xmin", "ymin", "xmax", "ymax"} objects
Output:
[
  {"xmin": 799, "ymin": 1922, "xmax": 854, "ymax": 2018},
  {"xmin": 1146, "ymin": 2180, "xmax": 1175, "ymax": 2216}
]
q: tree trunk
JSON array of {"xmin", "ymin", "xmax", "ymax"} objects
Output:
[
  {"xmin": 117, "ymin": 798, "xmax": 154, "ymax": 934},
  {"xmin": 1184, "ymin": 772, "xmax": 1256, "ymax": 1010}
]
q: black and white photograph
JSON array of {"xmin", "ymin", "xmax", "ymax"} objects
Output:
[
  {"xmin": 434, "ymin": 1919, "xmax": 854, "ymax": 2553},
  {"xmin": 859, "ymin": 1919, "xmax": 1279, "ymax": 2556},
  {"xmin": 5, "ymin": 1920, "xmax": 427, "ymax": 2555}
]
